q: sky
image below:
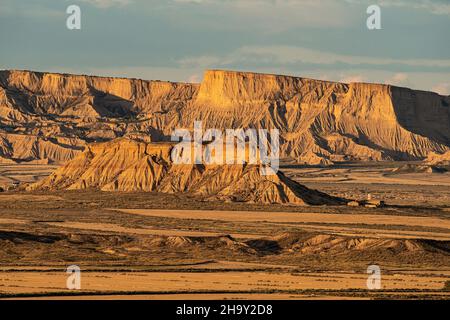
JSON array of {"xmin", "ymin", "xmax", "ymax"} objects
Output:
[{"xmin": 1, "ymin": 0, "xmax": 449, "ymax": 94}]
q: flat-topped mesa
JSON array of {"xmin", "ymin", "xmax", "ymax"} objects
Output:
[
  {"xmin": 195, "ymin": 69, "xmax": 394, "ymax": 106},
  {"xmin": 1, "ymin": 69, "xmax": 449, "ymax": 164},
  {"xmin": 195, "ymin": 69, "xmax": 447, "ymax": 119},
  {"xmin": 28, "ymin": 138, "xmax": 343, "ymax": 206},
  {"xmin": 87, "ymin": 138, "xmax": 174, "ymax": 161},
  {"xmin": 191, "ymin": 70, "xmax": 450, "ymax": 160}
]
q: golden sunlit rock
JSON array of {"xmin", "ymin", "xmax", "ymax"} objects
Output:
[{"xmin": 1, "ymin": 69, "xmax": 448, "ymax": 165}]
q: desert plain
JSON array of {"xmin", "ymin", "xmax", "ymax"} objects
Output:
[
  {"xmin": 0, "ymin": 69, "xmax": 449, "ymax": 300},
  {"xmin": 0, "ymin": 161, "xmax": 449, "ymax": 300}
]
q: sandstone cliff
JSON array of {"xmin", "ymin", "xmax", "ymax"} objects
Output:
[
  {"xmin": 186, "ymin": 70, "xmax": 450, "ymax": 163},
  {"xmin": 28, "ymin": 138, "xmax": 341, "ymax": 205},
  {"xmin": 1, "ymin": 69, "xmax": 449, "ymax": 164}
]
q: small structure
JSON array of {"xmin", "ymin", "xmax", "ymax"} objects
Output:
[
  {"xmin": 347, "ymin": 198, "xmax": 385, "ymax": 209},
  {"xmin": 347, "ymin": 201, "xmax": 360, "ymax": 207}
]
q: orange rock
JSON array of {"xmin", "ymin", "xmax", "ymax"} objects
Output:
[
  {"xmin": 28, "ymin": 138, "xmax": 343, "ymax": 206},
  {"xmin": 1, "ymin": 69, "xmax": 449, "ymax": 165}
]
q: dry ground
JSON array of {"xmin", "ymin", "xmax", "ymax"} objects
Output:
[
  {"xmin": 283, "ymin": 161, "xmax": 450, "ymax": 206},
  {"xmin": 0, "ymin": 164, "xmax": 57, "ymax": 189},
  {"xmin": 0, "ymin": 162, "xmax": 449, "ymax": 299}
]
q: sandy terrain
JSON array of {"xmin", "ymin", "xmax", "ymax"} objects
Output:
[
  {"xmin": 117, "ymin": 209, "xmax": 450, "ymax": 230},
  {"xmin": 0, "ymin": 163, "xmax": 449, "ymax": 299},
  {"xmin": 0, "ymin": 65, "xmax": 449, "ymax": 302},
  {"xmin": 284, "ymin": 165, "xmax": 450, "ymax": 186},
  {"xmin": 282, "ymin": 162, "xmax": 450, "ymax": 206},
  {"xmin": 115, "ymin": 209, "xmax": 450, "ymax": 240},
  {"xmin": 1, "ymin": 270, "xmax": 449, "ymax": 298},
  {"xmin": 9, "ymin": 293, "xmax": 369, "ymax": 300},
  {"xmin": 45, "ymin": 221, "xmax": 262, "ymax": 239},
  {"xmin": 0, "ymin": 164, "xmax": 58, "ymax": 188}
]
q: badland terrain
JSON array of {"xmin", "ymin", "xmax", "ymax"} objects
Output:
[{"xmin": 0, "ymin": 69, "xmax": 449, "ymax": 299}]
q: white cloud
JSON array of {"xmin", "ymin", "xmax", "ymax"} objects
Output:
[
  {"xmin": 187, "ymin": 73, "xmax": 202, "ymax": 83},
  {"xmin": 178, "ymin": 45, "xmax": 450, "ymax": 69},
  {"xmin": 173, "ymin": 0, "xmax": 205, "ymax": 3},
  {"xmin": 344, "ymin": 0, "xmax": 450, "ymax": 15},
  {"xmin": 165, "ymin": 0, "xmax": 358, "ymax": 31},
  {"xmin": 432, "ymin": 83, "xmax": 450, "ymax": 95},
  {"xmin": 176, "ymin": 0, "xmax": 450, "ymax": 14},
  {"xmin": 80, "ymin": 0, "xmax": 132, "ymax": 9},
  {"xmin": 340, "ymin": 75, "xmax": 367, "ymax": 83},
  {"xmin": 178, "ymin": 56, "xmax": 222, "ymax": 68},
  {"xmin": 0, "ymin": 1, "xmax": 61, "ymax": 17},
  {"xmin": 384, "ymin": 73, "xmax": 410, "ymax": 86},
  {"xmin": 172, "ymin": 0, "xmax": 450, "ymax": 17}
]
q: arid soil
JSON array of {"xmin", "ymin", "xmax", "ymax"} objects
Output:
[
  {"xmin": 0, "ymin": 164, "xmax": 57, "ymax": 191},
  {"xmin": 1, "ymin": 69, "xmax": 449, "ymax": 300},
  {"xmin": 0, "ymin": 163, "xmax": 449, "ymax": 299}
]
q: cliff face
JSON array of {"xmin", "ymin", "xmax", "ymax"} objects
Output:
[
  {"xmin": 180, "ymin": 70, "xmax": 450, "ymax": 162},
  {"xmin": 1, "ymin": 69, "xmax": 449, "ymax": 164},
  {"xmin": 0, "ymin": 70, "xmax": 198, "ymax": 116},
  {"xmin": 0, "ymin": 70, "xmax": 198, "ymax": 162}
]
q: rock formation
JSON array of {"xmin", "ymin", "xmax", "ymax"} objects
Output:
[
  {"xmin": 425, "ymin": 151, "xmax": 450, "ymax": 166},
  {"xmin": 28, "ymin": 138, "xmax": 342, "ymax": 205},
  {"xmin": 0, "ymin": 133, "xmax": 83, "ymax": 164},
  {"xmin": 1, "ymin": 69, "xmax": 449, "ymax": 164}
]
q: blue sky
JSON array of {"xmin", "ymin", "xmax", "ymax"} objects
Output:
[{"xmin": 1, "ymin": 0, "xmax": 449, "ymax": 94}]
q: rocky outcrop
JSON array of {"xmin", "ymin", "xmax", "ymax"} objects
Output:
[
  {"xmin": 0, "ymin": 70, "xmax": 198, "ymax": 115},
  {"xmin": 0, "ymin": 133, "xmax": 83, "ymax": 164},
  {"xmin": 425, "ymin": 151, "xmax": 450, "ymax": 166},
  {"xmin": 28, "ymin": 138, "xmax": 342, "ymax": 205},
  {"xmin": 1, "ymin": 69, "xmax": 449, "ymax": 164}
]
